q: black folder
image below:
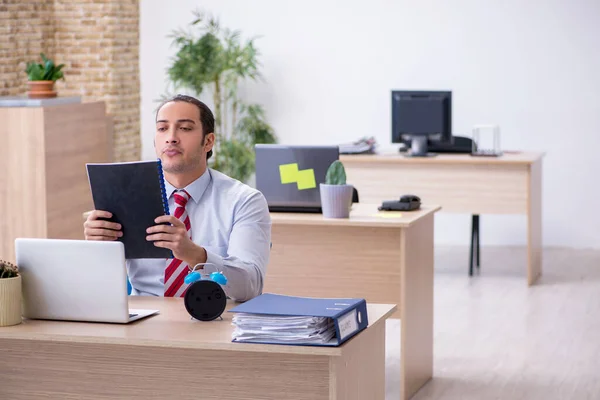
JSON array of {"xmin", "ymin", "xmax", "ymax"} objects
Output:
[{"xmin": 86, "ymin": 160, "xmax": 171, "ymax": 259}]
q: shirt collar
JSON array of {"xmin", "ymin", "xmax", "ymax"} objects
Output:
[{"xmin": 163, "ymin": 169, "xmax": 211, "ymax": 204}]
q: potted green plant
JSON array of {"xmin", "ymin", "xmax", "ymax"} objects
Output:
[
  {"xmin": 165, "ymin": 9, "xmax": 277, "ymax": 183},
  {"xmin": 25, "ymin": 53, "xmax": 65, "ymax": 99},
  {"xmin": 320, "ymin": 160, "xmax": 354, "ymax": 218},
  {"xmin": 0, "ymin": 260, "xmax": 22, "ymax": 327}
]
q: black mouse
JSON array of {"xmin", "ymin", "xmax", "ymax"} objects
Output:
[
  {"xmin": 400, "ymin": 194, "xmax": 421, "ymax": 203},
  {"xmin": 379, "ymin": 194, "xmax": 421, "ymax": 211}
]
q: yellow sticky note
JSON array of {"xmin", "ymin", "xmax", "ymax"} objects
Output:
[
  {"xmin": 372, "ymin": 212, "xmax": 403, "ymax": 219},
  {"xmin": 296, "ymin": 168, "xmax": 316, "ymax": 190},
  {"xmin": 279, "ymin": 163, "xmax": 299, "ymax": 184}
]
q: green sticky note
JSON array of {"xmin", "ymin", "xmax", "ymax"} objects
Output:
[
  {"xmin": 279, "ymin": 163, "xmax": 299, "ymax": 184},
  {"xmin": 296, "ymin": 168, "xmax": 316, "ymax": 190}
]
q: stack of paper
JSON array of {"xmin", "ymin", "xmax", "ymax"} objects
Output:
[
  {"xmin": 338, "ymin": 136, "xmax": 377, "ymax": 154},
  {"xmin": 231, "ymin": 314, "xmax": 337, "ymax": 344},
  {"xmin": 228, "ymin": 293, "xmax": 368, "ymax": 347}
]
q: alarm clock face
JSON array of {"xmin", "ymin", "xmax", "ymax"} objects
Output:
[{"xmin": 184, "ymin": 280, "xmax": 227, "ymax": 321}]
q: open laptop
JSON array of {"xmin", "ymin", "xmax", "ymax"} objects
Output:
[
  {"xmin": 15, "ymin": 238, "xmax": 159, "ymax": 324},
  {"xmin": 255, "ymin": 144, "xmax": 339, "ymax": 212}
]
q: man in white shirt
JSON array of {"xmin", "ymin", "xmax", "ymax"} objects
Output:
[{"xmin": 83, "ymin": 94, "xmax": 271, "ymax": 301}]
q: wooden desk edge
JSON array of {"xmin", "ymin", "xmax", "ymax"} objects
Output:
[
  {"xmin": 84, "ymin": 208, "xmax": 442, "ymax": 228},
  {"xmin": 271, "ymin": 205, "xmax": 441, "ymax": 228},
  {"xmin": 0, "ymin": 304, "xmax": 397, "ymax": 357},
  {"xmin": 340, "ymin": 151, "xmax": 545, "ymax": 165}
]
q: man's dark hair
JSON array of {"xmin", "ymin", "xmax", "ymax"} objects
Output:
[{"xmin": 156, "ymin": 94, "xmax": 215, "ymax": 159}]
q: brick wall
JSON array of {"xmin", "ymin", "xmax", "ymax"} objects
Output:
[
  {"xmin": 0, "ymin": 1, "xmax": 55, "ymax": 97},
  {"xmin": 0, "ymin": 0, "xmax": 140, "ymax": 162}
]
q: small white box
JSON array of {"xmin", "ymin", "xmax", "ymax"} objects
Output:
[{"xmin": 471, "ymin": 124, "xmax": 503, "ymax": 156}]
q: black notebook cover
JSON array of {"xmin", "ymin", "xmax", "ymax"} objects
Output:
[{"xmin": 86, "ymin": 160, "xmax": 172, "ymax": 259}]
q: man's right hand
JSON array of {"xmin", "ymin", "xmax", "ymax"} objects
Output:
[{"xmin": 84, "ymin": 210, "xmax": 122, "ymax": 241}]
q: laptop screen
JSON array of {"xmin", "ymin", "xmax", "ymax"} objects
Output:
[{"xmin": 254, "ymin": 144, "xmax": 339, "ymax": 211}]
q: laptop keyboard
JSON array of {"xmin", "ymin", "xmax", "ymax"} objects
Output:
[{"xmin": 129, "ymin": 313, "xmax": 138, "ymax": 318}]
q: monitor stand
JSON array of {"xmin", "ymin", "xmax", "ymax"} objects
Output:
[{"xmin": 401, "ymin": 136, "xmax": 437, "ymax": 157}]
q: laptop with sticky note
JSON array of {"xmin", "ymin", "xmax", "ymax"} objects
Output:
[{"xmin": 255, "ymin": 144, "xmax": 339, "ymax": 212}]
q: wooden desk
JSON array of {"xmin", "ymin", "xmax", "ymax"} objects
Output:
[
  {"xmin": 266, "ymin": 203, "xmax": 440, "ymax": 400},
  {"xmin": 0, "ymin": 297, "xmax": 395, "ymax": 400},
  {"xmin": 340, "ymin": 152, "xmax": 544, "ymax": 285}
]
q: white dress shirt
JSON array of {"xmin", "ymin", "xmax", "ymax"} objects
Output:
[{"xmin": 126, "ymin": 168, "xmax": 271, "ymax": 301}]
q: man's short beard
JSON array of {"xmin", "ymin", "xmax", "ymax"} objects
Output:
[
  {"xmin": 160, "ymin": 138, "xmax": 206, "ymax": 174},
  {"xmin": 163, "ymin": 156, "xmax": 201, "ymax": 174}
]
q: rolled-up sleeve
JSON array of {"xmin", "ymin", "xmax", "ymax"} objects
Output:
[{"xmin": 203, "ymin": 191, "xmax": 271, "ymax": 302}]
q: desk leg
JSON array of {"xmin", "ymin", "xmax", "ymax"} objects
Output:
[
  {"xmin": 476, "ymin": 215, "xmax": 480, "ymax": 269},
  {"xmin": 469, "ymin": 215, "xmax": 480, "ymax": 276},
  {"xmin": 400, "ymin": 214, "xmax": 434, "ymax": 399},
  {"xmin": 330, "ymin": 321, "xmax": 386, "ymax": 400},
  {"xmin": 527, "ymin": 160, "xmax": 543, "ymax": 285}
]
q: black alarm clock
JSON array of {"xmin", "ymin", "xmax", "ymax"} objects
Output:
[{"xmin": 183, "ymin": 266, "xmax": 228, "ymax": 322}]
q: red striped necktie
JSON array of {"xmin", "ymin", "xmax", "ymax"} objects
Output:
[{"xmin": 164, "ymin": 190, "xmax": 192, "ymax": 297}]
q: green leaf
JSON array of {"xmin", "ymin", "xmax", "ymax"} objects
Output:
[
  {"xmin": 236, "ymin": 104, "xmax": 277, "ymax": 145},
  {"xmin": 53, "ymin": 70, "xmax": 64, "ymax": 81},
  {"xmin": 26, "ymin": 63, "xmax": 45, "ymax": 80},
  {"xmin": 43, "ymin": 59, "xmax": 55, "ymax": 80},
  {"xmin": 25, "ymin": 54, "xmax": 65, "ymax": 81},
  {"xmin": 211, "ymin": 138, "xmax": 255, "ymax": 183}
]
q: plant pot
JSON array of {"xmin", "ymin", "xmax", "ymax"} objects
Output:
[
  {"xmin": 26, "ymin": 80, "xmax": 57, "ymax": 99},
  {"xmin": 0, "ymin": 275, "xmax": 22, "ymax": 326},
  {"xmin": 320, "ymin": 183, "xmax": 354, "ymax": 218}
]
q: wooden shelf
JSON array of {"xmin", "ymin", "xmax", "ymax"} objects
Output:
[{"xmin": 0, "ymin": 101, "xmax": 111, "ymax": 262}]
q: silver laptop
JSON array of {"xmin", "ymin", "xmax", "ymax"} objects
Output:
[
  {"xmin": 255, "ymin": 144, "xmax": 339, "ymax": 212},
  {"xmin": 15, "ymin": 238, "xmax": 159, "ymax": 324}
]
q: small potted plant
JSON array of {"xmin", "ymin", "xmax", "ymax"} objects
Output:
[
  {"xmin": 0, "ymin": 259, "xmax": 22, "ymax": 327},
  {"xmin": 25, "ymin": 53, "xmax": 65, "ymax": 99},
  {"xmin": 320, "ymin": 160, "xmax": 354, "ymax": 218}
]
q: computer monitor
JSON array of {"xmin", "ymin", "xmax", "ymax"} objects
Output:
[{"xmin": 391, "ymin": 90, "xmax": 453, "ymax": 157}]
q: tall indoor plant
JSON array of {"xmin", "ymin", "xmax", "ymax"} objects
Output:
[
  {"xmin": 165, "ymin": 9, "xmax": 277, "ymax": 183},
  {"xmin": 25, "ymin": 53, "xmax": 65, "ymax": 99},
  {"xmin": 0, "ymin": 260, "xmax": 22, "ymax": 326}
]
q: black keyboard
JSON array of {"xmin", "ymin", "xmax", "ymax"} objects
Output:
[
  {"xmin": 129, "ymin": 313, "xmax": 138, "ymax": 318},
  {"xmin": 471, "ymin": 149, "xmax": 503, "ymax": 157}
]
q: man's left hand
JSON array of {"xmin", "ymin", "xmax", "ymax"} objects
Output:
[{"xmin": 146, "ymin": 216, "xmax": 206, "ymax": 266}]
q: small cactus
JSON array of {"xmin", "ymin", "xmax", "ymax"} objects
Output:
[
  {"xmin": 0, "ymin": 260, "xmax": 19, "ymax": 279},
  {"xmin": 325, "ymin": 160, "xmax": 347, "ymax": 185}
]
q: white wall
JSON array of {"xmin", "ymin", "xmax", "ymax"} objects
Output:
[{"xmin": 140, "ymin": 0, "xmax": 600, "ymax": 248}]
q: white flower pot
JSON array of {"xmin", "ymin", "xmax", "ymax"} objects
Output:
[
  {"xmin": 320, "ymin": 184, "xmax": 353, "ymax": 218},
  {"xmin": 0, "ymin": 275, "xmax": 22, "ymax": 327}
]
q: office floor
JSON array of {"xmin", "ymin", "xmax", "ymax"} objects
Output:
[{"xmin": 385, "ymin": 246, "xmax": 600, "ymax": 400}]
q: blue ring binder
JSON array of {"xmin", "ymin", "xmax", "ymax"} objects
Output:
[
  {"xmin": 156, "ymin": 158, "xmax": 170, "ymax": 217},
  {"xmin": 229, "ymin": 294, "xmax": 369, "ymax": 346},
  {"xmin": 156, "ymin": 158, "xmax": 174, "ymax": 258}
]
